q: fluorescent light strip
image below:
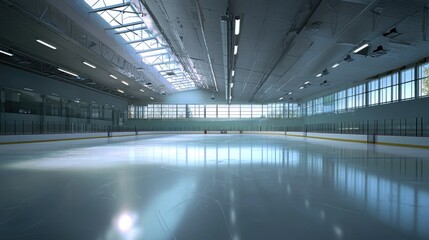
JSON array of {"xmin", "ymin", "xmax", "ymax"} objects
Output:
[
  {"xmin": 304, "ymin": 81, "xmax": 310, "ymax": 85},
  {"xmin": 0, "ymin": 50, "xmax": 13, "ymax": 56},
  {"xmin": 24, "ymin": 88, "xmax": 34, "ymax": 92},
  {"xmin": 299, "ymin": 86, "xmax": 304, "ymax": 89},
  {"xmin": 232, "ymin": 70, "xmax": 235, "ymax": 77},
  {"xmin": 230, "ymin": 83, "xmax": 234, "ymax": 88},
  {"xmin": 234, "ymin": 18, "xmax": 241, "ymax": 35},
  {"xmin": 121, "ymin": 81, "xmax": 129, "ymax": 86},
  {"xmin": 234, "ymin": 45, "xmax": 238, "ymax": 55},
  {"xmin": 117, "ymin": 89, "xmax": 124, "ymax": 93},
  {"xmin": 353, "ymin": 43, "xmax": 369, "ymax": 53},
  {"xmin": 36, "ymin": 39, "xmax": 57, "ymax": 50},
  {"xmin": 316, "ymin": 73, "xmax": 322, "ymax": 77},
  {"xmin": 139, "ymin": 89, "xmax": 145, "ymax": 92},
  {"xmin": 288, "ymin": 92, "xmax": 292, "ymax": 95},
  {"xmin": 150, "ymin": 97, "xmax": 154, "ymax": 100},
  {"xmin": 279, "ymin": 97, "xmax": 283, "ymax": 100},
  {"xmin": 109, "ymin": 74, "xmax": 117, "ymax": 79},
  {"xmin": 332, "ymin": 63, "xmax": 340, "ymax": 68},
  {"xmin": 58, "ymin": 68, "xmax": 78, "ymax": 77},
  {"xmin": 83, "ymin": 61, "xmax": 96, "ymax": 69}
]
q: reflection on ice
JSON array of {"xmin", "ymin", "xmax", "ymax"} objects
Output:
[
  {"xmin": 100, "ymin": 177, "xmax": 196, "ymax": 240},
  {"xmin": 117, "ymin": 213, "xmax": 133, "ymax": 232}
]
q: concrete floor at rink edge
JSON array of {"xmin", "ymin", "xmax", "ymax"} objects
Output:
[{"xmin": 0, "ymin": 134, "xmax": 428, "ymax": 240}]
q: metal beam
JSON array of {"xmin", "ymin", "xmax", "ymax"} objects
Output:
[
  {"xmin": 159, "ymin": 68, "xmax": 181, "ymax": 73},
  {"xmin": 149, "ymin": 61, "xmax": 177, "ymax": 66},
  {"xmin": 126, "ymin": 37, "xmax": 157, "ymax": 44},
  {"xmin": 249, "ymin": 0, "xmax": 322, "ymax": 102},
  {"xmin": 89, "ymin": 2, "xmax": 131, "ymax": 13},
  {"xmin": 335, "ymin": 0, "xmax": 379, "ymax": 37},
  {"xmin": 105, "ymin": 21, "xmax": 145, "ymax": 30},
  {"xmin": 114, "ymin": 26, "xmax": 147, "ymax": 34},
  {"xmin": 139, "ymin": 52, "xmax": 169, "ymax": 58},
  {"xmin": 136, "ymin": 47, "xmax": 165, "ymax": 54}
]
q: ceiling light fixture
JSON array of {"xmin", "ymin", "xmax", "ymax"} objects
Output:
[
  {"xmin": 288, "ymin": 92, "xmax": 292, "ymax": 95},
  {"xmin": 234, "ymin": 17, "xmax": 241, "ymax": 35},
  {"xmin": 279, "ymin": 97, "xmax": 284, "ymax": 100},
  {"xmin": 230, "ymin": 83, "xmax": 234, "ymax": 88},
  {"xmin": 234, "ymin": 45, "xmax": 238, "ymax": 55},
  {"xmin": 304, "ymin": 81, "xmax": 310, "ymax": 85},
  {"xmin": 58, "ymin": 68, "xmax": 78, "ymax": 77},
  {"xmin": 121, "ymin": 81, "xmax": 129, "ymax": 86},
  {"xmin": 353, "ymin": 43, "xmax": 369, "ymax": 53},
  {"xmin": 117, "ymin": 89, "xmax": 124, "ymax": 93},
  {"xmin": 299, "ymin": 86, "xmax": 304, "ymax": 90},
  {"xmin": 316, "ymin": 73, "xmax": 322, "ymax": 77},
  {"xmin": 23, "ymin": 87, "xmax": 34, "ymax": 92},
  {"xmin": 150, "ymin": 97, "xmax": 154, "ymax": 100},
  {"xmin": 36, "ymin": 39, "xmax": 57, "ymax": 50},
  {"xmin": 0, "ymin": 49, "xmax": 13, "ymax": 56},
  {"xmin": 332, "ymin": 63, "xmax": 340, "ymax": 68},
  {"xmin": 139, "ymin": 89, "xmax": 145, "ymax": 92},
  {"xmin": 109, "ymin": 74, "xmax": 117, "ymax": 79},
  {"xmin": 232, "ymin": 70, "xmax": 235, "ymax": 77},
  {"xmin": 83, "ymin": 61, "xmax": 96, "ymax": 69}
]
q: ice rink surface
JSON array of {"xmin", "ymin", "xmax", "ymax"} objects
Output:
[{"xmin": 0, "ymin": 134, "xmax": 428, "ymax": 240}]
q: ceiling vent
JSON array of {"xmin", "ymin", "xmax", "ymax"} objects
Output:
[
  {"xmin": 383, "ymin": 27, "xmax": 401, "ymax": 38},
  {"xmin": 368, "ymin": 45, "xmax": 388, "ymax": 58},
  {"xmin": 307, "ymin": 21, "xmax": 321, "ymax": 32},
  {"xmin": 344, "ymin": 55, "xmax": 354, "ymax": 62}
]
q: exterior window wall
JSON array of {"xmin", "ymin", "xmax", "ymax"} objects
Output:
[
  {"xmin": 177, "ymin": 105, "xmax": 186, "ymax": 118},
  {"xmin": 230, "ymin": 105, "xmax": 241, "ymax": 118},
  {"xmin": 355, "ymin": 84, "xmax": 366, "ymax": 108},
  {"xmin": 127, "ymin": 59, "xmax": 429, "ymax": 120},
  {"xmin": 252, "ymin": 105, "xmax": 263, "ymax": 118},
  {"xmin": 368, "ymin": 79, "xmax": 379, "ymax": 106},
  {"xmin": 323, "ymin": 94, "xmax": 334, "ymax": 113},
  {"xmin": 379, "ymin": 73, "xmax": 398, "ymax": 104},
  {"xmin": 336, "ymin": 90, "xmax": 347, "ymax": 113},
  {"xmin": 418, "ymin": 62, "xmax": 429, "ymax": 97},
  {"xmin": 205, "ymin": 105, "xmax": 217, "ymax": 118},
  {"xmin": 401, "ymin": 68, "xmax": 415, "ymax": 100},
  {"xmin": 188, "ymin": 104, "xmax": 204, "ymax": 118},
  {"xmin": 217, "ymin": 104, "xmax": 229, "ymax": 118}
]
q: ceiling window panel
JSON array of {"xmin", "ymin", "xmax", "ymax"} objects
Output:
[{"xmin": 84, "ymin": 0, "xmax": 196, "ymax": 91}]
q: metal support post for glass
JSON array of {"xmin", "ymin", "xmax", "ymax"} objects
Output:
[
  {"xmin": 405, "ymin": 118, "xmax": 407, "ymax": 136},
  {"xmin": 383, "ymin": 119, "xmax": 386, "ymax": 135},
  {"xmin": 416, "ymin": 118, "xmax": 419, "ymax": 137},
  {"xmin": 399, "ymin": 118, "xmax": 402, "ymax": 136},
  {"xmin": 375, "ymin": 120, "xmax": 378, "ymax": 135}
]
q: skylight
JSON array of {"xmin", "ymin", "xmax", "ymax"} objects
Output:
[{"xmin": 84, "ymin": 0, "xmax": 196, "ymax": 91}]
